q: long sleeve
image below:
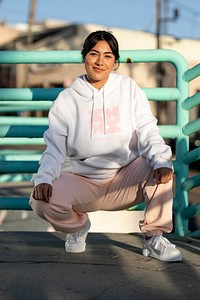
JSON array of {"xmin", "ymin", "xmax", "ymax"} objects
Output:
[
  {"xmin": 32, "ymin": 100, "xmax": 68, "ymax": 186},
  {"xmin": 134, "ymin": 85, "xmax": 173, "ymax": 170}
]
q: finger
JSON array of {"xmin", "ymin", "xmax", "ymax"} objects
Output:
[
  {"xmin": 33, "ymin": 187, "xmax": 38, "ymax": 199},
  {"xmin": 41, "ymin": 188, "xmax": 49, "ymax": 202},
  {"xmin": 154, "ymin": 170, "xmax": 161, "ymax": 183},
  {"xmin": 160, "ymin": 173, "xmax": 172, "ymax": 184},
  {"xmin": 47, "ymin": 186, "xmax": 53, "ymax": 200},
  {"xmin": 43, "ymin": 185, "xmax": 53, "ymax": 202},
  {"xmin": 36, "ymin": 187, "xmax": 43, "ymax": 200},
  {"xmin": 34, "ymin": 186, "xmax": 44, "ymax": 200},
  {"xmin": 32, "ymin": 188, "xmax": 36, "ymax": 199}
]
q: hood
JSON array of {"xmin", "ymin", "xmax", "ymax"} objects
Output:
[{"xmin": 70, "ymin": 72, "xmax": 119, "ymax": 99}]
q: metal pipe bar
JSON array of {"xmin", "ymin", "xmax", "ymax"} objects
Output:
[
  {"xmin": 183, "ymin": 63, "xmax": 200, "ymax": 82},
  {"xmin": 182, "ymin": 93, "xmax": 200, "ymax": 110},
  {"xmin": 0, "ymin": 87, "xmax": 180, "ymax": 101},
  {"xmin": 0, "ymin": 49, "xmax": 188, "ymax": 65},
  {"xmin": 158, "ymin": 125, "xmax": 180, "ymax": 138},
  {"xmin": 187, "ymin": 229, "xmax": 200, "ymax": 238},
  {"xmin": 0, "ymin": 102, "xmax": 52, "ymax": 112},
  {"xmin": 0, "ymin": 154, "xmax": 42, "ymax": 161},
  {"xmin": 0, "ymin": 174, "xmax": 33, "ymax": 183},
  {"xmin": 181, "ymin": 147, "xmax": 200, "ymax": 165},
  {"xmin": 143, "ymin": 88, "xmax": 180, "ymax": 101},
  {"xmin": 0, "ymin": 125, "xmax": 179, "ymax": 139},
  {"xmin": 0, "ymin": 138, "xmax": 44, "ymax": 145},
  {"xmin": 182, "ymin": 174, "xmax": 200, "ymax": 191},
  {"xmin": 181, "ymin": 203, "xmax": 200, "ymax": 219},
  {"xmin": 0, "ymin": 50, "xmax": 82, "ymax": 64},
  {"xmin": 0, "ymin": 88, "xmax": 62, "ymax": 101},
  {"xmin": 0, "ymin": 48, "xmax": 196, "ymax": 237},
  {"xmin": 0, "ymin": 161, "xmax": 39, "ymax": 173},
  {"xmin": 0, "ymin": 117, "xmax": 48, "ymax": 125},
  {"xmin": 0, "ymin": 125, "xmax": 47, "ymax": 138},
  {"xmin": 0, "ymin": 197, "xmax": 32, "ymax": 210},
  {"xmin": 183, "ymin": 118, "xmax": 200, "ymax": 136}
]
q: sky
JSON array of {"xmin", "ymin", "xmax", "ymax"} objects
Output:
[{"xmin": 0, "ymin": 0, "xmax": 200, "ymax": 40}]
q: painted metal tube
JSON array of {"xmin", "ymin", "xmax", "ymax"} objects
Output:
[
  {"xmin": 0, "ymin": 88, "xmax": 62, "ymax": 101},
  {"xmin": 0, "ymin": 138, "xmax": 44, "ymax": 145},
  {"xmin": 182, "ymin": 174, "xmax": 200, "ymax": 191},
  {"xmin": 183, "ymin": 119, "xmax": 200, "ymax": 136},
  {"xmin": 0, "ymin": 117, "xmax": 48, "ymax": 125},
  {"xmin": 183, "ymin": 63, "xmax": 200, "ymax": 82},
  {"xmin": 0, "ymin": 50, "xmax": 82, "ymax": 64},
  {"xmin": 0, "ymin": 125, "xmax": 47, "ymax": 138},
  {"xmin": 181, "ymin": 147, "xmax": 200, "ymax": 165},
  {"xmin": 0, "ymin": 161, "xmax": 39, "ymax": 174},
  {"xmin": 1, "ymin": 48, "xmax": 198, "ymax": 237},
  {"xmin": 181, "ymin": 203, "xmax": 200, "ymax": 219},
  {"xmin": 0, "ymin": 87, "xmax": 179, "ymax": 101},
  {"xmin": 0, "ymin": 197, "xmax": 32, "ymax": 210},
  {"xmin": 182, "ymin": 93, "xmax": 200, "ymax": 110}
]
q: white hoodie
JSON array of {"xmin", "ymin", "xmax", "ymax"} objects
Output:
[{"xmin": 32, "ymin": 72, "xmax": 172, "ymax": 186}]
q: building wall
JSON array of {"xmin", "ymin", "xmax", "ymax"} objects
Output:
[{"xmin": 1, "ymin": 22, "xmax": 199, "ymax": 122}]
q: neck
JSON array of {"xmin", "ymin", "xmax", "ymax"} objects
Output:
[{"xmin": 86, "ymin": 76, "xmax": 108, "ymax": 90}]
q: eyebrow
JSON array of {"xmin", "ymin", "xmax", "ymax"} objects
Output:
[{"xmin": 90, "ymin": 49, "xmax": 114, "ymax": 55}]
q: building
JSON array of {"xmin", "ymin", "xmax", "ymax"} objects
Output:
[{"xmin": 0, "ymin": 21, "xmax": 199, "ymax": 123}]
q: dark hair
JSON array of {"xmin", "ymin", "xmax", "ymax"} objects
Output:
[{"xmin": 81, "ymin": 30, "xmax": 120, "ymax": 62}]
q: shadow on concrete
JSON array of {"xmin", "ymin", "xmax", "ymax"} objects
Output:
[{"xmin": 0, "ymin": 231, "xmax": 199, "ymax": 300}]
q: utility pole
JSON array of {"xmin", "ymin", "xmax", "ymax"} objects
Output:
[
  {"xmin": 163, "ymin": 0, "xmax": 169, "ymax": 36},
  {"xmin": 156, "ymin": 0, "xmax": 179, "ymax": 87},
  {"xmin": 156, "ymin": 0, "xmax": 179, "ymax": 123},
  {"xmin": 155, "ymin": 0, "xmax": 179, "ymax": 123},
  {"xmin": 156, "ymin": 0, "xmax": 162, "ymax": 124},
  {"xmin": 156, "ymin": 0, "xmax": 161, "ymax": 51},
  {"xmin": 27, "ymin": 0, "xmax": 37, "ymax": 49},
  {"xmin": 24, "ymin": 0, "xmax": 37, "ymax": 88}
]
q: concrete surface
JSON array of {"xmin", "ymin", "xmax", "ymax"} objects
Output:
[
  {"xmin": 0, "ymin": 231, "xmax": 199, "ymax": 300},
  {"xmin": 0, "ymin": 170, "xmax": 199, "ymax": 299}
]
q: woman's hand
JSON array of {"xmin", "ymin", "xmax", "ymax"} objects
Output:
[
  {"xmin": 153, "ymin": 167, "xmax": 173, "ymax": 184},
  {"xmin": 32, "ymin": 183, "xmax": 53, "ymax": 202}
]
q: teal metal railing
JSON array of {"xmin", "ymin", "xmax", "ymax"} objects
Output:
[{"xmin": 0, "ymin": 49, "xmax": 199, "ymax": 237}]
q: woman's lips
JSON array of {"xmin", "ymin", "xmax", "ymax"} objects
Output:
[{"xmin": 93, "ymin": 67, "xmax": 104, "ymax": 72}]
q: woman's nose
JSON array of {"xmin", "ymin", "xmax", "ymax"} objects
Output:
[{"xmin": 96, "ymin": 55, "xmax": 103, "ymax": 65}]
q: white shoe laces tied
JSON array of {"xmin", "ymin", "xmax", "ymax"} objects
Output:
[
  {"xmin": 66, "ymin": 225, "xmax": 88, "ymax": 243},
  {"xmin": 153, "ymin": 236, "xmax": 176, "ymax": 253}
]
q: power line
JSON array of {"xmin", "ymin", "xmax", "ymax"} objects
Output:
[{"xmin": 171, "ymin": 0, "xmax": 200, "ymax": 17}]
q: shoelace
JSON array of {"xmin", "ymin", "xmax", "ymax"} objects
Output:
[
  {"xmin": 66, "ymin": 233, "xmax": 78, "ymax": 243},
  {"xmin": 152, "ymin": 236, "xmax": 176, "ymax": 252},
  {"xmin": 66, "ymin": 226, "xmax": 87, "ymax": 243}
]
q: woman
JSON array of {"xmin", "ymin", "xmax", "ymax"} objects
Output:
[{"xmin": 30, "ymin": 30, "xmax": 182, "ymax": 262}]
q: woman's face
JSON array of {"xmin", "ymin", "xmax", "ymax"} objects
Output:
[{"xmin": 84, "ymin": 40, "xmax": 116, "ymax": 90}]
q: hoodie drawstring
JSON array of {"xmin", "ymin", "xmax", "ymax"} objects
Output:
[
  {"xmin": 90, "ymin": 92, "xmax": 95, "ymax": 139},
  {"xmin": 102, "ymin": 88, "xmax": 106, "ymax": 136},
  {"xmin": 90, "ymin": 87, "xmax": 107, "ymax": 139}
]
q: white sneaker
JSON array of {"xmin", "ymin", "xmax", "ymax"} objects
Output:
[
  {"xmin": 65, "ymin": 220, "xmax": 91, "ymax": 253},
  {"xmin": 142, "ymin": 235, "xmax": 182, "ymax": 262}
]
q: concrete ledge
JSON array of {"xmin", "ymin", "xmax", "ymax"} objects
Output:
[{"xmin": 88, "ymin": 210, "xmax": 144, "ymax": 233}]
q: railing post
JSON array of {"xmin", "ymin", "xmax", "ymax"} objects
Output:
[{"xmin": 173, "ymin": 55, "xmax": 189, "ymax": 236}]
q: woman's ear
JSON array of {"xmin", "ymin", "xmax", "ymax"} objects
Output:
[{"xmin": 113, "ymin": 61, "xmax": 119, "ymax": 71}]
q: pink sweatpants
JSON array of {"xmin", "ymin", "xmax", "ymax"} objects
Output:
[{"xmin": 30, "ymin": 157, "xmax": 173, "ymax": 237}]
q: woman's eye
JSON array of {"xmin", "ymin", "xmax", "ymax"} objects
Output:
[{"xmin": 90, "ymin": 52, "xmax": 97, "ymax": 56}]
